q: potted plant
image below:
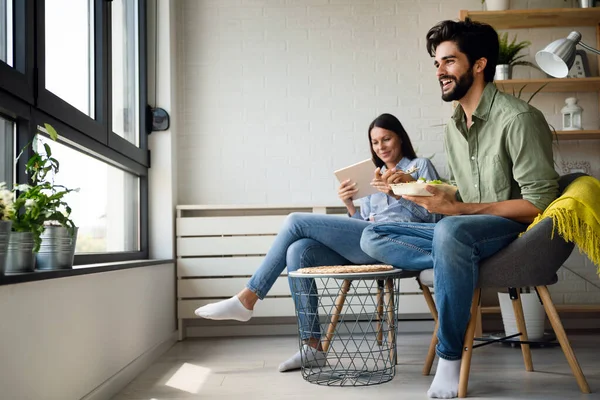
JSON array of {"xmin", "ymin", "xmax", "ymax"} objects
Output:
[
  {"xmin": 482, "ymin": 0, "xmax": 510, "ymax": 11},
  {"xmin": 31, "ymin": 124, "xmax": 78, "ymax": 270},
  {"xmin": 495, "ymin": 33, "xmax": 538, "ymax": 81},
  {"xmin": 0, "ymin": 182, "xmax": 13, "ymax": 274},
  {"xmin": 6, "ymin": 124, "xmax": 78, "ymax": 272},
  {"xmin": 6, "ymin": 182, "xmax": 47, "ymax": 273}
]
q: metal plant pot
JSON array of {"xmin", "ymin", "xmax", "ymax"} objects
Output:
[
  {"xmin": 485, "ymin": 0, "xmax": 510, "ymax": 11},
  {"xmin": 35, "ymin": 226, "xmax": 78, "ymax": 270},
  {"xmin": 0, "ymin": 221, "xmax": 12, "ymax": 274},
  {"xmin": 494, "ymin": 64, "xmax": 512, "ymax": 81},
  {"xmin": 5, "ymin": 231, "xmax": 36, "ymax": 273},
  {"xmin": 578, "ymin": 0, "xmax": 596, "ymax": 7}
]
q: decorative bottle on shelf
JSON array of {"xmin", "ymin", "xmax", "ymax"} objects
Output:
[{"xmin": 561, "ymin": 97, "xmax": 583, "ymax": 131}]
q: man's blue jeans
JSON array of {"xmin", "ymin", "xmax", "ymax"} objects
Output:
[
  {"xmin": 360, "ymin": 215, "xmax": 527, "ymax": 360},
  {"xmin": 246, "ymin": 213, "xmax": 380, "ymax": 339}
]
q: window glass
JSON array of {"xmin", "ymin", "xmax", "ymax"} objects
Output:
[
  {"xmin": 0, "ymin": 115, "xmax": 14, "ymax": 186},
  {"xmin": 45, "ymin": 0, "xmax": 94, "ymax": 117},
  {"xmin": 111, "ymin": 0, "xmax": 140, "ymax": 146},
  {"xmin": 37, "ymin": 135, "xmax": 140, "ymax": 253},
  {"xmin": 0, "ymin": 0, "xmax": 13, "ymax": 66}
]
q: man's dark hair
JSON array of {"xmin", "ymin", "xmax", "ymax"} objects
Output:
[{"xmin": 425, "ymin": 19, "xmax": 499, "ymax": 83}]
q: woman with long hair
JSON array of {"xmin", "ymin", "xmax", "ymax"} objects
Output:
[{"xmin": 195, "ymin": 113, "xmax": 442, "ymax": 372}]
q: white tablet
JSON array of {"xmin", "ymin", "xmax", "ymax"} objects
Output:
[{"xmin": 334, "ymin": 159, "xmax": 379, "ymax": 199}]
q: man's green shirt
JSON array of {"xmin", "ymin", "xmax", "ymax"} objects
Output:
[{"xmin": 444, "ymin": 83, "xmax": 559, "ymax": 211}]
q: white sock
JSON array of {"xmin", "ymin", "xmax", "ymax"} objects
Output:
[
  {"xmin": 427, "ymin": 358, "xmax": 461, "ymax": 399},
  {"xmin": 194, "ymin": 296, "xmax": 253, "ymax": 322},
  {"xmin": 278, "ymin": 344, "xmax": 327, "ymax": 372}
]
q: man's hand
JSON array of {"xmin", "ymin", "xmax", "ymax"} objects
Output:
[{"xmin": 403, "ymin": 185, "xmax": 457, "ymax": 215}]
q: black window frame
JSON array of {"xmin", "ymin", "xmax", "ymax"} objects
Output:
[
  {"xmin": 0, "ymin": 0, "xmax": 150, "ymax": 265},
  {"xmin": 0, "ymin": 0, "xmax": 34, "ymax": 104}
]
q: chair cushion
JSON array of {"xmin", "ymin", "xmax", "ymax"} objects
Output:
[
  {"xmin": 477, "ymin": 217, "xmax": 566, "ymax": 288},
  {"xmin": 417, "ymin": 174, "xmax": 585, "ymax": 289},
  {"xmin": 419, "ymin": 218, "xmax": 569, "ymax": 289},
  {"xmin": 419, "ymin": 269, "xmax": 434, "ymax": 287}
]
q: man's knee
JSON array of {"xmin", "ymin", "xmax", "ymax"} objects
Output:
[
  {"xmin": 433, "ymin": 216, "xmax": 474, "ymax": 251},
  {"xmin": 359, "ymin": 225, "xmax": 378, "ymax": 257}
]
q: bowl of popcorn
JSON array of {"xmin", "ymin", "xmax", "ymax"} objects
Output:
[{"xmin": 390, "ymin": 178, "xmax": 458, "ymax": 197}]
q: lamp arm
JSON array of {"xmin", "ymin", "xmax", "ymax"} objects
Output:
[{"xmin": 578, "ymin": 41, "xmax": 600, "ymax": 56}]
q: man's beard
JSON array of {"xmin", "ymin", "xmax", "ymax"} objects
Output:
[{"xmin": 440, "ymin": 66, "xmax": 474, "ymax": 102}]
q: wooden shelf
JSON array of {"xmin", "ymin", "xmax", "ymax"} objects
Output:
[
  {"xmin": 460, "ymin": 8, "xmax": 600, "ymax": 29},
  {"xmin": 556, "ymin": 130, "xmax": 600, "ymax": 140},
  {"xmin": 495, "ymin": 77, "xmax": 600, "ymax": 93}
]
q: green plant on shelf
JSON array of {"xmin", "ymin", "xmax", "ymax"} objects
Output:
[{"xmin": 497, "ymin": 32, "xmax": 539, "ymax": 71}]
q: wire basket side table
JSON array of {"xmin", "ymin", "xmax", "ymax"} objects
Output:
[{"xmin": 289, "ymin": 268, "xmax": 414, "ymax": 386}]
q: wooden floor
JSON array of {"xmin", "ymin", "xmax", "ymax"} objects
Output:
[{"xmin": 112, "ymin": 333, "xmax": 599, "ymax": 400}]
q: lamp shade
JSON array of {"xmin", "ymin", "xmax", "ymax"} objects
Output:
[{"xmin": 535, "ymin": 31, "xmax": 581, "ymax": 78}]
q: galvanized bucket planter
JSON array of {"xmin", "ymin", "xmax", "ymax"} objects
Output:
[
  {"xmin": 0, "ymin": 221, "xmax": 12, "ymax": 274},
  {"xmin": 35, "ymin": 226, "xmax": 78, "ymax": 270},
  {"xmin": 494, "ymin": 64, "xmax": 512, "ymax": 80},
  {"xmin": 5, "ymin": 231, "xmax": 36, "ymax": 273}
]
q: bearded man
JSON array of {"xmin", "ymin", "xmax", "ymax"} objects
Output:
[{"xmin": 360, "ymin": 19, "xmax": 558, "ymax": 399}]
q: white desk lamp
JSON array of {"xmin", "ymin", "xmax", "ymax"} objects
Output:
[{"xmin": 535, "ymin": 31, "xmax": 600, "ymax": 78}]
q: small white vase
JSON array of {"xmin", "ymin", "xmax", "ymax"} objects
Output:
[
  {"xmin": 485, "ymin": 0, "xmax": 511, "ymax": 11},
  {"xmin": 498, "ymin": 292, "xmax": 546, "ymax": 340}
]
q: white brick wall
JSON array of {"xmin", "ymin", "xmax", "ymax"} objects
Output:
[{"xmin": 174, "ymin": 0, "xmax": 600, "ymax": 304}]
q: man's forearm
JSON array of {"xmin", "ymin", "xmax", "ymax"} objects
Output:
[{"xmin": 453, "ymin": 199, "xmax": 542, "ymax": 223}]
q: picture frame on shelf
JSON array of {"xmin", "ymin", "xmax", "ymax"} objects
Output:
[
  {"xmin": 561, "ymin": 160, "xmax": 591, "ymax": 175},
  {"xmin": 567, "ymin": 50, "xmax": 590, "ymax": 78}
]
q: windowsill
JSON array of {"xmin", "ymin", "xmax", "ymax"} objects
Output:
[{"xmin": 0, "ymin": 259, "xmax": 173, "ymax": 286}]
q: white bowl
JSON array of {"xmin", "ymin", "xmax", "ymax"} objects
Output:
[{"xmin": 390, "ymin": 182, "xmax": 458, "ymax": 197}]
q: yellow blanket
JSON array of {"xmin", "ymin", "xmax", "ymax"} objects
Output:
[{"xmin": 525, "ymin": 176, "xmax": 600, "ymax": 273}]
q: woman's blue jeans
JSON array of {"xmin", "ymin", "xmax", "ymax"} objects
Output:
[
  {"xmin": 360, "ymin": 215, "xmax": 527, "ymax": 360},
  {"xmin": 246, "ymin": 213, "xmax": 379, "ymax": 340}
]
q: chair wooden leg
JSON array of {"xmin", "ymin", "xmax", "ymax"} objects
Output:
[
  {"xmin": 376, "ymin": 280, "xmax": 384, "ymax": 346},
  {"xmin": 537, "ymin": 285, "xmax": 591, "ymax": 394},
  {"xmin": 423, "ymin": 321, "xmax": 439, "ymax": 376},
  {"xmin": 419, "ymin": 279, "xmax": 438, "ymax": 322},
  {"xmin": 475, "ymin": 306, "xmax": 483, "ymax": 338},
  {"xmin": 418, "ymin": 279, "xmax": 438, "ymax": 376},
  {"xmin": 322, "ymin": 279, "xmax": 351, "ymax": 352},
  {"xmin": 510, "ymin": 289, "xmax": 533, "ymax": 372},
  {"xmin": 458, "ymin": 288, "xmax": 481, "ymax": 398},
  {"xmin": 385, "ymin": 278, "xmax": 396, "ymax": 363}
]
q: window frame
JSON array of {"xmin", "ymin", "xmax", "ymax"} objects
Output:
[
  {"xmin": 31, "ymin": 109, "xmax": 149, "ymax": 264},
  {"xmin": 107, "ymin": 0, "xmax": 148, "ymax": 164},
  {"xmin": 0, "ymin": 0, "xmax": 34, "ymax": 104},
  {"xmin": 35, "ymin": 0, "xmax": 149, "ymax": 167},
  {"xmin": 0, "ymin": 0, "xmax": 150, "ymax": 265}
]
